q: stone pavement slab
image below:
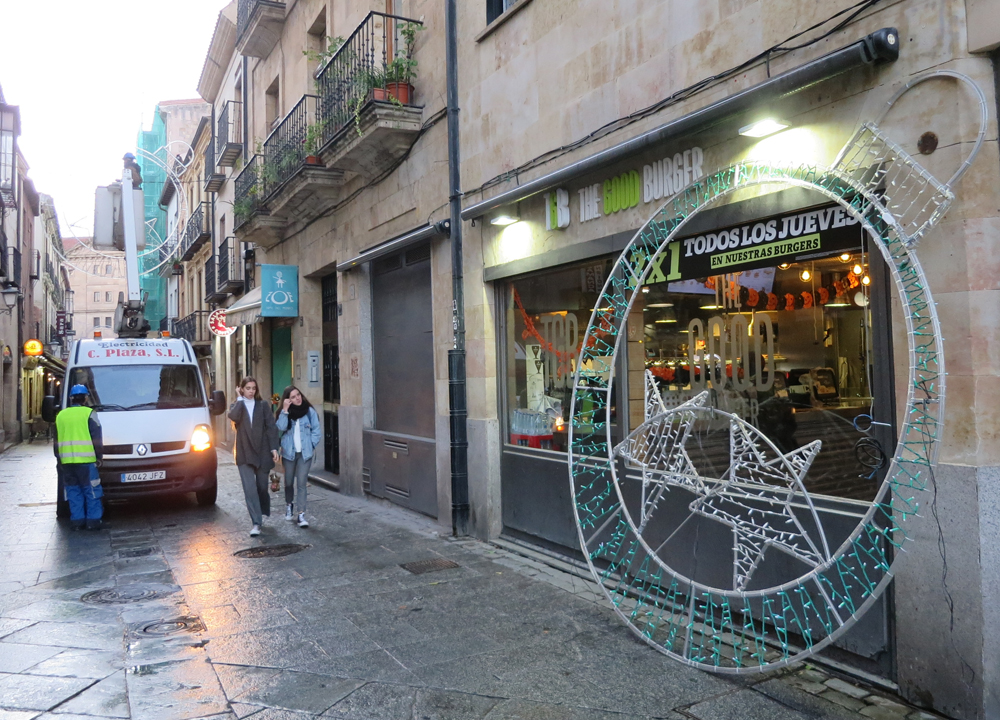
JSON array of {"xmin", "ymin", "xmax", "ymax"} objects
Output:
[
  {"xmin": 55, "ymin": 669, "xmax": 129, "ymax": 717},
  {"xmin": 0, "ymin": 671, "xmax": 96, "ymax": 711}
]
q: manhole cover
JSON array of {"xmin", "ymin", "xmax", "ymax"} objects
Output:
[
  {"xmin": 80, "ymin": 584, "xmax": 179, "ymax": 604},
  {"xmin": 118, "ymin": 547, "xmax": 157, "ymax": 558},
  {"xmin": 400, "ymin": 558, "xmax": 460, "ymax": 575},
  {"xmin": 134, "ymin": 616, "xmax": 205, "ymax": 637},
  {"xmin": 233, "ymin": 544, "xmax": 310, "ymax": 559}
]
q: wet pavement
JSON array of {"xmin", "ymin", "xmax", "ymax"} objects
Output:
[{"xmin": 0, "ymin": 441, "xmax": 947, "ymax": 720}]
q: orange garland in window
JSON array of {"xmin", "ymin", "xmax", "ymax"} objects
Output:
[{"xmin": 512, "ymin": 288, "xmax": 574, "ymax": 379}]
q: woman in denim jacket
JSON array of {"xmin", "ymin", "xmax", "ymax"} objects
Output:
[{"xmin": 275, "ymin": 385, "xmax": 322, "ymax": 527}]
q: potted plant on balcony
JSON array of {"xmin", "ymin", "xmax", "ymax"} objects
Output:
[
  {"xmin": 302, "ymin": 121, "xmax": 326, "ymax": 165},
  {"xmin": 379, "ymin": 22, "xmax": 421, "ymax": 105}
]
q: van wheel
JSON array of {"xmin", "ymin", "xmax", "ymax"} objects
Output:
[{"xmin": 196, "ymin": 481, "xmax": 218, "ymax": 506}]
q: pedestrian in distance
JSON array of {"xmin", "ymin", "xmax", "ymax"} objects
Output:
[
  {"xmin": 54, "ymin": 384, "xmax": 104, "ymax": 530},
  {"xmin": 229, "ymin": 376, "xmax": 280, "ymax": 536},
  {"xmin": 275, "ymin": 385, "xmax": 321, "ymax": 528}
]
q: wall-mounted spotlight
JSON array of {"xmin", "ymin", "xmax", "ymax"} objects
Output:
[
  {"xmin": 490, "ymin": 214, "xmax": 519, "ymax": 226},
  {"xmin": 739, "ymin": 118, "xmax": 789, "ymax": 138}
]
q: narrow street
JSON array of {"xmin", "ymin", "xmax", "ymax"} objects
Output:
[{"xmin": 0, "ymin": 441, "xmax": 939, "ymax": 720}]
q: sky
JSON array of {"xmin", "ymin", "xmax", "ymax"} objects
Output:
[{"xmin": 0, "ymin": 0, "xmax": 229, "ymax": 237}]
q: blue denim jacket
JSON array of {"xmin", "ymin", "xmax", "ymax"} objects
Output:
[{"xmin": 276, "ymin": 406, "xmax": 322, "ymax": 461}]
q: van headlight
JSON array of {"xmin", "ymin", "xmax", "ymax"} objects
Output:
[{"xmin": 191, "ymin": 425, "xmax": 212, "ymax": 452}]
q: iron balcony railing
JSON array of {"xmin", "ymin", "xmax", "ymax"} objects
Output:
[
  {"xmin": 174, "ymin": 310, "xmax": 211, "ymax": 344},
  {"xmin": 260, "ymin": 94, "xmax": 320, "ymax": 196},
  {"xmin": 7, "ymin": 247, "xmax": 21, "ymax": 287},
  {"xmin": 205, "ymin": 254, "xmax": 226, "ymax": 304},
  {"xmin": 315, "ymin": 11, "xmax": 423, "ymax": 148},
  {"xmin": 0, "ymin": 231, "xmax": 8, "ymax": 279},
  {"xmin": 181, "ymin": 202, "xmax": 211, "ymax": 261},
  {"xmin": 217, "ymin": 101, "xmax": 243, "ymax": 167},
  {"xmin": 234, "ymin": 154, "xmax": 266, "ymax": 229},
  {"xmin": 237, "ymin": 0, "xmax": 284, "ymax": 44},
  {"xmin": 217, "ymin": 236, "xmax": 244, "ymax": 293},
  {"xmin": 204, "ymin": 142, "xmax": 225, "ymax": 192}
]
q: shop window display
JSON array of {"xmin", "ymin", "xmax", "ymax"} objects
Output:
[
  {"xmin": 504, "ymin": 204, "xmax": 883, "ymax": 502},
  {"xmin": 504, "ymin": 258, "xmax": 620, "ymax": 452}
]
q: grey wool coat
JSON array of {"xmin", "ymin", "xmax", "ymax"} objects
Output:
[{"xmin": 228, "ymin": 399, "xmax": 280, "ymax": 470}]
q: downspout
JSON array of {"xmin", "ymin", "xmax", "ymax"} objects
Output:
[{"xmin": 445, "ymin": 0, "xmax": 469, "ymax": 536}]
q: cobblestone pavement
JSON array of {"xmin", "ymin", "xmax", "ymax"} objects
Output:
[{"xmin": 0, "ymin": 441, "xmax": 948, "ymax": 720}]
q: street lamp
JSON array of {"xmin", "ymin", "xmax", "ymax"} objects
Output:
[{"xmin": 0, "ymin": 285, "xmax": 18, "ymax": 316}]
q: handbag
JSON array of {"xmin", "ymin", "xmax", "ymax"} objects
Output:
[{"xmin": 270, "ymin": 471, "xmax": 281, "ymax": 493}]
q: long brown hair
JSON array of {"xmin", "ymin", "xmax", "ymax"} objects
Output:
[
  {"xmin": 276, "ymin": 384, "xmax": 313, "ymax": 420},
  {"xmin": 239, "ymin": 375, "xmax": 263, "ymax": 401}
]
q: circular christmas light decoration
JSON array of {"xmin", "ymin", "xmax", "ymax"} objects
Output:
[{"xmin": 568, "ymin": 71, "xmax": 987, "ymax": 673}]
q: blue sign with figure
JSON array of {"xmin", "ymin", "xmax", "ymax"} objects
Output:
[{"xmin": 261, "ymin": 265, "xmax": 298, "ymax": 317}]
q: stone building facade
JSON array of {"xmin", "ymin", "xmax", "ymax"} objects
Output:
[{"xmin": 180, "ymin": 1, "xmax": 999, "ymax": 715}]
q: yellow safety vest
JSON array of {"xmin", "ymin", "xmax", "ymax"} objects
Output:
[{"xmin": 56, "ymin": 406, "xmax": 97, "ymax": 464}]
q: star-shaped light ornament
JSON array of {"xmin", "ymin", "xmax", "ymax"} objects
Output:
[{"xmin": 614, "ymin": 373, "xmax": 831, "ymax": 592}]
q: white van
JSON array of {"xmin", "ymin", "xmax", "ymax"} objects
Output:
[{"xmin": 43, "ymin": 336, "xmax": 226, "ymax": 517}]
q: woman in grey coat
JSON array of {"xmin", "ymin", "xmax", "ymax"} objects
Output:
[{"xmin": 228, "ymin": 376, "xmax": 280, "ymax": 536}]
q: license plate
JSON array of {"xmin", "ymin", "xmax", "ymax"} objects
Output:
[{"xmin": 121, "ymin": 471, "xmax": 166, "ymax": 483}]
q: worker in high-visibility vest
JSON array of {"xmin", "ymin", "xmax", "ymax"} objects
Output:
[{"xmin": 54, "ymin": 384, "xmax": 104, "ymax": 530}]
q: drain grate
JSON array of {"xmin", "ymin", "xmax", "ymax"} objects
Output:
[
  {"xmin": 233, "ymin": 544, "xmax": 310, "ymax": 559},
  {"xmin": 81, "ymin": 584, "xmax": 179, "ymax": 604},
  {"xmin": 400, "ymin": 558, "xmax": 460, "ymax": 575},
  {"xmin": 118, "ymin": 547, "xmax": 158, "ymax": 558},
  {"xmin": 133, "ymin": 616, "xmax": 205, "ymax": 637}
]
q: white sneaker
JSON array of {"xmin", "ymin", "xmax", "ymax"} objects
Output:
[
  {"xmin": 249, "ymin": 525, "xmax": 261, "ymax": 536},
  {"xmin": 285, "ymin": 504, "xmax": 294, "ymax": 521},
  {"xmin": 297, "ymin": 513, "xmax": 309, "ymax": 528}
]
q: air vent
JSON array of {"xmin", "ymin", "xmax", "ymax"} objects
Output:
[
  {"xmin": 373, "ymin": 253, "xmax": 402, "ymax": 275},
  {"xmin": 405, "ymin": 243, "xmax": 431, "ymax": 265},
  {"xmin": 151, "ymin": 441, "xmax": 186, "ymax": 453},
  {"xmin": 103, "ymin": 444, "xmax": 133, "ymax": 455}
]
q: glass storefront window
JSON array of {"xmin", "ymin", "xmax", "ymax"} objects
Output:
[
  {"xmin": 504, "ymin": 257, "xmax": 620, "ymax": 452},
  {"xmin": 639, "ymin": 240, "xmax": 880, "ymax": 501}
]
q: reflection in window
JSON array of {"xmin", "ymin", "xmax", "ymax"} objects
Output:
[
  {"xmin": 639, "ymin": 250, "xmax": 878, "ymax": 501},
  {"xmin": 505, "ymin": 258, "xmax": 618, "ymax": 452}
]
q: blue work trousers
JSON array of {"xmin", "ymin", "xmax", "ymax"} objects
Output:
[{"xmin": 62, "ymin": 463, "xmax": 103, "ymax": 524}]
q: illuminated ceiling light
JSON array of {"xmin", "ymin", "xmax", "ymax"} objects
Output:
[
  {"xmin": 641, "ymin": 286, "xmax": 650, "ymax": 294},
  {"xmin": 778, "ymin": 263, "xmax": 791, "ymax": 270},
  {"xmin": 738, "ymin": 118, "xmax": 789, "ymax": 138},
  {"xmin": 645, "ymin": 302, "xmax": 674, "ymax": 308},
  {"xmin": 826, "ymin": 301, "xmax": 851, "ymax": 307},
  {"xmin": 654, "ymin": 319, "xmax": 677, "ymax": 324},
  {"xmin": 852, "ymin": 263, "xmax": 864, "ymax": 276},
  {"xmin": 862, "ymin": 275, "xmax": 871, "ymax": 286},
  {"xmin": 799, "ymin": 269, "xmax": 811, "ymax": 282},
  {"xmin": 700, "ymin": 303, "xmax": 721, "ymax": 310},
  {"xmin": 490, "ymin": 214, "xmax": 519, "ymax": 226},
  {"xmin": 839, "ymin": 253, "xmax": 852, "ymax": 262}
]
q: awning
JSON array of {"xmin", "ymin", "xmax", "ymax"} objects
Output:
[
  {"xmin": 336, "ymin": 221, "xmax": 450, "ymax": 272},
  {"xmin": 224, "ymin": 286, "xmax": 263, "ymax": 327}
]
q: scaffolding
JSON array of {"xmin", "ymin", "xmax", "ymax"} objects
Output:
[{"xmin": 135, "ymin": 108, "xmax": 167, "ymax": 331}]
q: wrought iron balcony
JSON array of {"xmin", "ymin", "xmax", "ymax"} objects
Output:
[
  {"xmin": 232, "ymin": 155, "xmax": 285, "ymax": 247},
  {"xmin": 217, "ymin": 236, "xmax": 245, "ymax": 294},
  {"xmin": 314, "ymin": 12, "xmax": 424, "ymax": 178},
  {"xmin": 236, "ymin": 0, "xmax": 285, "ymax": 58},
  {"xmin": 174, "ymin": 310, "xmax": 211, "ymax": 345},
  {"xmin": 180, "ymin": 202, "xmax": 211, "ymax": 261},
  {"xmin": 0, "ymin": 231, "xmax": 7, "ymax": 279},
  {"xmin": 204, "ymin": 143, "xmax": 225, "ymax": 193},
  {"xmin": 205, "ymin": 254, "xmax": 226, "ymax": 304},
  {"xmin": 6, "ymin": 247, "xmax": 21, "ymax": 287},
  {"xmin": 262, "ymin": 95, "xmax": 322, "ymax": 193},
  {"xmin": 217, "ymin": 101, "xmax": 243, "ymax": 167}
]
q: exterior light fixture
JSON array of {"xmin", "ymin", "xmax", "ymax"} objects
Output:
[
  {"xmin": 0, "ymin": 285, "xmax": 18, "ymax": 315},
  {"xmin": 799, "ymin": 269, "xmax": 812, "ymax": 281},
  {"xmin": 490, "ymin": 214, "xmax": 519, "ymax": 226},
  {"xmin": 862, "ymin": 275, "xmax": 872, "ymax": 286},
  {"xmin": 738, "ymin": 118, "xmax": 789, "ymax": 138},
  {"xmin": 839, "ymin": 253, "xmax": 852, "ymax": 262},
  {"xmin": 852, "ymin": 263, "xmax": 864, "ymax": 276},
  {"xmin": 641, "ymin": 286, "xmax": 650, "ymax": 294}
]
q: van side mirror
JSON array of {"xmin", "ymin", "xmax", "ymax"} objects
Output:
[
  {"xmin": 209, "ymin": 390, "xmax": 226, "ymax": 416},
  {"xmin": 42, "ymin": 395, "xmax": 60, "ymax": 423}
]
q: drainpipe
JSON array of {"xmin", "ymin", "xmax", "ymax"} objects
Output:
[{"xmin": 445, "ymin": 0, "xmax": 469, "ymax": 536}]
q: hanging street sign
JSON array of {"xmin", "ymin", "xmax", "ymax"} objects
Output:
[
  {"xmin": 261, "ymin": 264, "xmax": 299, "ymax": 318},
  {"xmin": 208, "ymin": 308, "xmax": 236, "ymax": 337}
]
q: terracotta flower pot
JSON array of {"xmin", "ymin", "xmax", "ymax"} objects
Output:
[
  {"xmin": 385, "ymin": 81, "xmax": 413, "ymax": 104},
  {"xmin": 304, "ymin": 155, "xmax": 323, "ymax": 166}
]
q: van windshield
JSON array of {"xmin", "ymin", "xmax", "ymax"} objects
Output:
[{"xmin": 69, "ymin": 365, "xmax": 205, "ymax": 411}]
